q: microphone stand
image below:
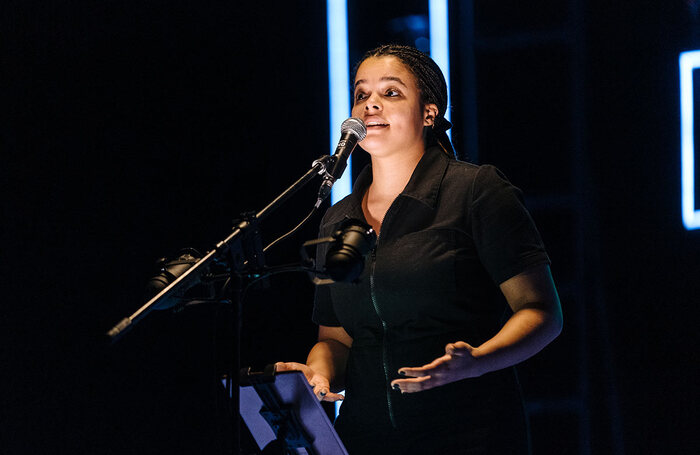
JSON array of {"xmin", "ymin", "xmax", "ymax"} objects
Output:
[{"xmin": 106, "ymin": 153, "xmax": 335, "ymax": 454}]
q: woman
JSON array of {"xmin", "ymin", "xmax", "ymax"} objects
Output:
[{"xmin": 278, "ymin": 44, "xmax": 562, "ymax": 454}]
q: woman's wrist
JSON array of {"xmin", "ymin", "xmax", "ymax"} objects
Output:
[{"xmin": 468, "ymin": 345, "xmax": 500, "ymax": 377}]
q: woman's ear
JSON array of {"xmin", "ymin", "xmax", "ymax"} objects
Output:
[{"xmin": 423, "ymin": 103, "xmax": 439, "ymax": 126}]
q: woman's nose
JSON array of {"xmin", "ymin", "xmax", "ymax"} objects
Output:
[{"xmin": 365, "ymin": 94, "xmax": 382, "ymax": 111}]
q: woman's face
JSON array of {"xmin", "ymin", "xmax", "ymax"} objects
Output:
[{"xmin": 351, "ymin": 56, "xmax": 435, "ymax": 157}]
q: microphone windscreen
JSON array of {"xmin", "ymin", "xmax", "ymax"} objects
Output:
[{"xmin": 341, "ymin": 117, "xmax": 367, "ymax": 141}]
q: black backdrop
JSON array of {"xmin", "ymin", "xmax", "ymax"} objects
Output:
[{"xmin": 2, "ymin": 1, "xmax": 698, "ymax": 454}]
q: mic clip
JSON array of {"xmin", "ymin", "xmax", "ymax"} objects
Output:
[
  {"xmin": 312, "ymin": 154, "xmax": 336, "ymax": 179},
  {"xmin": 313, "ymin": 155, "xmax": 338, "ymax": 207}
]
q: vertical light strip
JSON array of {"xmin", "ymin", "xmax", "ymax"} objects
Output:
[
  {"xmin": 328, "ymin": 0, "xmax": 351, "ymax": 419},
  {"xmin": 328, "ymin": 0, "xmax": 352, "ymax": 205},
  {"xmin": 429, "ymin": 0, "xmax": 451, "ymax": 138},
  {"xmin": 679, "ymin": 50, "xmax": 700, "ymax": 230}
]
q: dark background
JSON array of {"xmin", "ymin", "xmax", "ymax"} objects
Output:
[{"xmin": 2, "ymin": 1, "xmax": 698, "ymax": 454}]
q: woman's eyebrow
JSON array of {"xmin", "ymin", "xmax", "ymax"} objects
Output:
[{"xmin": 354, "ymin": 76, "xmax": 407, "ymax": 88}]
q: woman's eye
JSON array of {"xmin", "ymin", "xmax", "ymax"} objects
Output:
[
  {"xmin": 385, "ymin": 89, "xmax": 400, "ymax": 97},
  {"xmin": 355, "ymin": 92, "xmax": 367, "ymax": 101}
]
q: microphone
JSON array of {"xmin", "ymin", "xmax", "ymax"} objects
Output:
[
  {"xmin": 324, "ymin": 218, "xmax": 376, "ymax": 282},
  {"xmin": 144, "ymin": 251, "xmax": 201, "ymax": 310},
  {"xmin": 316, "ymin": 117, "xmax": 367, "ymax": 206}
]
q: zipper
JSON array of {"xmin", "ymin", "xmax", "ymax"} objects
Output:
[{"xmin": 369, "ymin": 227, "xmax": 398, "ymax": 428}]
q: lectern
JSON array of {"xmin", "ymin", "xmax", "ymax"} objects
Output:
[{"xmin": 235, "ymin": 368, "xmax": 348, "ymax": 455}]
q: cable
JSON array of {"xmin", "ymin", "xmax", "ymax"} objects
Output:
[
  {"xmin": 263, "ymin": 206, "xmax": 318, "ymax": 254},
  {"xmin": 202, "ymin": 204, "xmax": 320, "ymax": 308}
]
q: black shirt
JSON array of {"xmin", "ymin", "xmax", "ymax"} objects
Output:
[{"xmin": 313, "ymin": 146, "xmax": 549, "ymax": 454}]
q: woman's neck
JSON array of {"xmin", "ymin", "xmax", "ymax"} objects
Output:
[{"xmin": 369, "ymin": 147, "xmax": 424, "ymax": 198}]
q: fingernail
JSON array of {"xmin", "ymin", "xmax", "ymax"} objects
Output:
[
  {"xmin": 398, "ymin": 370, "xmax": 406, "ymax": 376},
  {"xmin": 392, "ymin": 384, "xmax": 401, "ymax": 391},
  {"xmin": 320, "ymin": 390, "xmax": 327, "ymax": 397}
]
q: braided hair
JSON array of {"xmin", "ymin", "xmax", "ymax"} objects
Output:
[{"xmin": 352, "ymin": 44, "xmax": 455, "ymax": 158}]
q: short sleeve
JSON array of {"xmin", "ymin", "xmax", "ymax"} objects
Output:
[
  {"xmin": 312, "ymin": 283, "xmax": 341, "ymax": 326},
  {"xmin": 470, "ymin": 165, "xmax": 550, "ymax": 285},
  {"xmin": 311, "ymin": 215, "xmax": 342, "ymax": 326}
]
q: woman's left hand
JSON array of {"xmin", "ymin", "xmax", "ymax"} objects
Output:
[{"xmin": 390, "ymin": 341, "xmax": 483, "ymax": 393}]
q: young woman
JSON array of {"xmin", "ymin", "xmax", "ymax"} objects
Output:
[{"xmin": 278, "ymin": 44, "xmax": 562, "ymax": 454}]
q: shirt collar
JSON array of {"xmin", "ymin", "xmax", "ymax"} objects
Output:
[{"xmin": 350, "ymin": 145, "xmax": 450, "ymax": 210}]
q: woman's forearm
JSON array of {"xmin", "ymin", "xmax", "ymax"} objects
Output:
[
  {"xmin": 306, "ymin": 339, "xmax": 350, "ymax": 392},
  {"xmin": 473, "ymin": 304, "xmax": 562, "ymax": 375}
]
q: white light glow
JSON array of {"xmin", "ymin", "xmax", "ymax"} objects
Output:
[
  {"xmin": 679, "ymin": 50, "xmax": 700, "ymax": 230},
  {"xmin": 327, "ymin": 0, "xmax": 352, "ymax": 205},
  {"xmin": 429, "ymin": 0, "xmax": 451, "ymax": 138}
]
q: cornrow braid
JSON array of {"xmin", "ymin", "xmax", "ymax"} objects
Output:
[{"xmin": 352, "ymin": 44, "xmax": 455, "ymax": 158}]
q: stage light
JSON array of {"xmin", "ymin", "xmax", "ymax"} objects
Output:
[
  {"xmin": 429, "ymin": 0, "xmax": 451, "ymax": 138},
  {"xmin": 327, "ymin": 0, "xmax": 352, "ymax": 205},
  {"xmin": 679, "ymin": 50, "xmax": 700, "ymax": 230}
]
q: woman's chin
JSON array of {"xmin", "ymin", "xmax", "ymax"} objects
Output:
[
  {"xmin": 359, "ymin": 135, "xmax": 392, "ymax": 154},
  {"xmin": 358, "ymin": 141, "xmax": 381, "ymax": 154}
]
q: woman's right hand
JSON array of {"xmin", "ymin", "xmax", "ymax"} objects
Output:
[{"xmin": 274, "ymin": 361, "xmax": 345, "ymax": 402}]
